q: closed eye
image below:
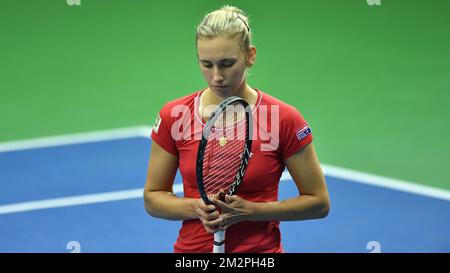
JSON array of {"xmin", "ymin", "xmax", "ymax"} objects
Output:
[
  {"xmin": 221, "ymin": 60, "xmax": 235, "ymax": 67},
  {"xmin": 201, "ymin": 61, "xmax": 213, "ymax": 68},
  {"xmin": 200, "ymin": 58, "xmax": 236, "ymax": 69}
]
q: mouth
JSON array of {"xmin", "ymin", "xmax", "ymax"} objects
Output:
[{"xmin": 213, "ymin": 85, "xmax": 228, "ymax": 89}]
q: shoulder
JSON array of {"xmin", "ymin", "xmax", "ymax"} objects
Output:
[
  {"xmin": 256, "ymin": 89, "xmax": 313, "ymax": 153},
  {"xmin": 151, "ymin": 89, "xmax": 203, "ymax": 143},
  {"xmin": 257, "ymin": 89, "xmax": 305, "ymax": 120}
]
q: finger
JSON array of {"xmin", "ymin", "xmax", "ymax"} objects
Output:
[
  {"xmin": 204, "ymin": 225, "xmax": 219, "ymax": 234},
  {"xmin": 207, "ymin": 194, "xmax": 219, "ymax": 208},
  {"xmin": 204, "ymin": 224, "xmax": 222, "ymax": 234},
  {"xmin": 203, "ymin": 219, "xmax": 221, "ymax": 228},
  {"xmin": 199, "ymin": 201, "xmax": 216, "ymax": 212},
  {"xmin": 224, "ymin": 194, "xmax": 232, "ymax": 203},
  {"xmin": 225, "ymin": 194, "xmax": 239, "ymax": 203},
  {"xmin": 218, "ymin": 189, "xmax": 226, "ymax": 201},
  {"xmin": 206, "ymin": 205, "xmax": 217, "ymax": 212},
  {"xmin": 204, "ymin": 215, "xmax": 226, "ymax": 227},
  {"xmin": 196, "ymin": 206, "xmax": 220, "ymax": 221},
  {"xmin": 195, "ymin": 206, "xmax": 209, "ymax": 220},
  {"xmin": 204, "ymin": 210, "xmax": 219, "ymax": 221},
  {"xmin": 220, "ymin": 217, "xmax": 236, "ymax": 231},
  {"xmin": 211, "ymin": 197, "xmax": 228, "ymax": 208},
  {"xmin": 211, "ymin": 198, "xmax": 232, "ymax": 213}
]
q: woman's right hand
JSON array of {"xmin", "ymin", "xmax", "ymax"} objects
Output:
[{"xmin": 195, "ymin": 198, "xmax": 221, "ymax": 234}]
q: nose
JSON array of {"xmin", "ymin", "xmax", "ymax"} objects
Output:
[{"xmin": 212, "ymin": 67, "xmax": 224, "ymax": 83}]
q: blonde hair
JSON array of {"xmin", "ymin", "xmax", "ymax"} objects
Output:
[{"xmin": 196, "ymin": 5, "xmax": 252, "ymax": 53}]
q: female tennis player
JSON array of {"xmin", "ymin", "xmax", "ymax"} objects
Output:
[{"xmin": 144, "ymin": 5, "xmax": 330, "ymax": 253}]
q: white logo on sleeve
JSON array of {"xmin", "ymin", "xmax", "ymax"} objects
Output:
[
  {"xmin": 296, "ymin": 125, "xmax": 311, "ymax": 140},
  {"xmin": 153, "ymin": 115, "xmax": 162, "ymax": 133}
]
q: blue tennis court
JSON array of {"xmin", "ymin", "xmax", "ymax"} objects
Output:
[{"xmin": 1, "ymin": 132, "xmax": 449, "ymax": 253}]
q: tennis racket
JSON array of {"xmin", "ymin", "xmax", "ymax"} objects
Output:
[{"xmin": 196, "ymin": 96, "xmax": 253, "ymax": 253}]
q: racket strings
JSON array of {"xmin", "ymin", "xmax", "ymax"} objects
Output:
[
  {"xmin": 203, "ymin": 109, "xmax": 247, "ymax": 196},
  {"xmin": 203, "ymin": 140, "xmax": 243, "ymax": 184},
  {"xmin": 203, "ymin": 149, "xmax": 243, "ymax": 194},
  {"xmin": 204, "ymin": 152, "xmax": 242, "ymax": 189}
]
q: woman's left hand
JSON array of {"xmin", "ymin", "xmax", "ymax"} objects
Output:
[{"xmin": 209, "ymin": 193, "xmax": 255, "ymax": 230}]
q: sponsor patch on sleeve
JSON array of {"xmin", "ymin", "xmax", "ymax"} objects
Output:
[
  {"xmin": 153, "ymin": 114, "xmax": 162, "ymax": 133},
  {"xmin": 296, "ymin": 125, "xmax": 311, "ymax": 140}
]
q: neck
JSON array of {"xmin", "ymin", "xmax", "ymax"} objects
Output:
[
  {"xmin": 204, "ymin": 82, "xmax": 252, "ymax": 105},
  {"xmin": 199, "ymin": 82, "xmax": 258, "ymax": 120}
]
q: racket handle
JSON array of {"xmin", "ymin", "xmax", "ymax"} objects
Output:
[{"xmin": 213, "ymin": 230, "xmax": 225, "ymax": 253}]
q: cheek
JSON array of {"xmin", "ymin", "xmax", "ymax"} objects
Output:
[
  {"xmin": 229, "ymin": 66, "xmax": 246, "ymax": 83},
  {"xmin": 200, "ymin": 67, "xmax": 211, "ymax": 80}
]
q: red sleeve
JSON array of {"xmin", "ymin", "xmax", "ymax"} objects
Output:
[
  {"xmin": 150, "ymin": 105, "xmax": 178, "ymax": 156},
  {"xmin": 279, "ymin": 106, "xmax": 313, "ymax": 160}
]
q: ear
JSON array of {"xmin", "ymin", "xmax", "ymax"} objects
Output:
[{"xmin": 247, "ymin": 46, "xmax": 256, "ymax": 68}]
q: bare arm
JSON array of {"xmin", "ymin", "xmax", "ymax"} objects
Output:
[
  {"xmin": 143, "ymin": 141, "xmax": 200, "ymax": 220},
  {"xmin": 249, "ymin": 142, "xmax": 330, "ymax": 221},
  {"xmin": 207, "ymin": 143, "xmax": 330, "ymax": 229}
]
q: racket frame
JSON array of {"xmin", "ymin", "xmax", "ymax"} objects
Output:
[{"xmin": 195, "ymin": 96, "xmax": 253, "ymax": 253}]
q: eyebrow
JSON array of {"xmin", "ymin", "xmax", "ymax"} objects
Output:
[{"xmin": 199, "ymin": 58, "xmax": 236, "ymax": 63}]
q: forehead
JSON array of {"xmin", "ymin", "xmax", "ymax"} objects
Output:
[{"xmin": 197, "ymin": 35, "xmax": 243, "ymax": 61}]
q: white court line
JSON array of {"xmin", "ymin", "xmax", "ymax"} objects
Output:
[
  {"xmin": 0, "ymin": 126, "xmax": 151, "ymax": 153},
  {"xmin": 0, "ymin": 126, "xmax": 448, "ymax": 215},
  {"xmin": 1, "ymin": 169, "xmax": 448, "ymax": 215},
  {"xmin": 321, "ymin": 165, "xmax": 450, "ymax": 201},
  {"xmin": 0, "ymin": 184, "xmax": 184, "ymax": 215}
]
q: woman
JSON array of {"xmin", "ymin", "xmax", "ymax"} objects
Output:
[{"xmin": 144, "ymin": 5, "xmax": 330, "ymax": 253}]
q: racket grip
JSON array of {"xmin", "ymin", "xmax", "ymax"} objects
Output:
[{"xmin": 213, "ymin": 230, "xmax": 225, "ymax": 253}]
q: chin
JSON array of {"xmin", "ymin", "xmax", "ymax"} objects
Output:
[{"xmin": 212, "ymin": 86, "xmax": 231, "ymax": 93}]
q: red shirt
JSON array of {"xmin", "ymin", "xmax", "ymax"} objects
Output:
[{"xmin": 151, "ymin": 88, "xmax": 313, "ymax": 253}]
